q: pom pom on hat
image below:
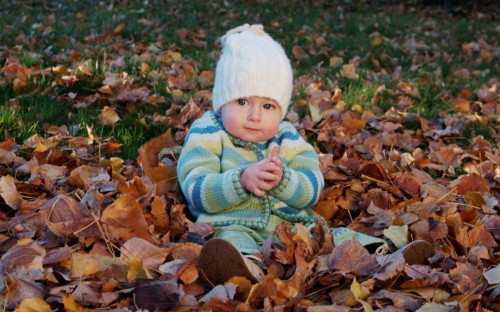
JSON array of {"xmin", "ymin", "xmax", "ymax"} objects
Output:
[{"xmin": 212, "ymin": 24, "xmax": 293, "ymax": 119}]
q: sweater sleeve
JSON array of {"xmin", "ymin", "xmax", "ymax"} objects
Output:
[
  {"xmin": 176, "ymin": 114, "xmax": 250, "ymax": 216},
  {"xmin": 269, "ymin": 125, "xmax": 325, "ymax": 209}
]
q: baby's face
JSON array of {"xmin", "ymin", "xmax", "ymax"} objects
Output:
[{"xmin": 220, "ymin": 96, "xmax": 282, "ymax": 143}]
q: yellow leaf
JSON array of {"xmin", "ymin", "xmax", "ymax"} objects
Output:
[
  {"xmin": 127, "ymin": 258, "xmax": 150, "ymax": 282},
  {"xmin": 351, "ymin": 277, "xmax": 370, "ymax": 300},
  {"xmin": 71, "ymin": 253, "xmax": 100, "ymax": 278},
  {"xmin": 14, "ymin": 297, "xmax": 52, "ymax": 312},
  {"xmin": 169, "ymin": 51, "xmax": 182, "ymax": 62},
  {"xmin": 245, "ymin": 282, "xmax": 263, "ymax": 305},
  {"xmin": 356, "ymin": 299, "xmax": 374, "ymax": 312},
  {"xmin": 463, "ymin": 192, "xmax": 486, "ymax": 208},
  {"xmin": 227, "ymin": 276, "xmax": 252, "ymax": 296},
  {"xmin": 62, "ymin": 294, "xmax": 85, "ymax": 312}
]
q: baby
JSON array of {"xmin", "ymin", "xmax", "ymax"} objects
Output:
[{"xmin": 176, "ymin": 24, "xmax": 324, "ymax": 284}]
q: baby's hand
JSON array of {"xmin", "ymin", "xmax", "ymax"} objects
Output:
[
  {"xmin": 241, "ymin": 159, "xmax": 281, "ymax": 197},
  {"xmin": 240, "ymin": 146, "xmax": 283, "ymax": 197},
  {"xmin": 268, "ymin": 145, "xmax": 283, "ymax": 186}
]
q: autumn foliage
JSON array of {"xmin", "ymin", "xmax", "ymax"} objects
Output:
[{"xmin": 1, "ymin": 2, "xmax": 499, "ymax": 312}]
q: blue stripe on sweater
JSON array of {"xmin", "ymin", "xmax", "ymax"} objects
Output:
[
  {"xmin": 301, "ymin": 170, "xmax": 320, "ymax": 208},
  {"xmin": 192, "ymin": 178, "xmax": 205, "ymax": 215},
  {"xmin": 184, "ymin": 125, "xmax": 221, "ymax": 142},
  {"xmin": 271, "ymin": 131, "xmax": 302, "ymax": 145}
]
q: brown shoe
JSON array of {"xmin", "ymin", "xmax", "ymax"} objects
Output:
[
  {"xmin": 396, "ymin": 240, "xmax": 435, "ymax": 265},
  {"xmin": 198, "ymin": 238, "xmax": 264, "ymax": 285}
]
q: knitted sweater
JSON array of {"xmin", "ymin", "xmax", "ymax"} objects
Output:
[{"xmin": 176, "ymin": 111, "xmax": 325, "ymax": 229}]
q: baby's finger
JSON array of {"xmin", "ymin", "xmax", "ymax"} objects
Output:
[
  {"xmin": 270, "ymin": 146, "xmax": 282, "ymax": 167},
  {"xmin": 258, "ymin": 171, "xmax": 279, "ymax": 181},
  {"xmin": 257, "ymin": 180, "xmax": 275, "ymax": 191}
]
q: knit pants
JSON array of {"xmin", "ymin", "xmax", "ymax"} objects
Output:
[{"xmin": 214, "ymin": 215, "xmax": 387, "ymax": 255}]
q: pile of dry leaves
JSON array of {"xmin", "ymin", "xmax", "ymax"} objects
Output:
[
  {"xmin": 0, "ymin": 3, "xmax": 499, "ymax": 311},
  {"xmin": 1, "ymin": 78, "xmax": 499, "ymax": 310}
]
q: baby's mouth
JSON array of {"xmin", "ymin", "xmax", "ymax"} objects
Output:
[{"xmin": 244, "ymin": 127, "xmax": 260, "ymax": 132}]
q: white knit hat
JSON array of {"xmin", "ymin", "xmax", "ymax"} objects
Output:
[{"xmin": 212, "ymin": 24, "xmax": 293, "ymax": 119}]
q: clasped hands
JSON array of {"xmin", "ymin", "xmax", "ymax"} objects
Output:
[{"xmin": 241, "ymin": 146, "xmax": 283, "ymax": 197}]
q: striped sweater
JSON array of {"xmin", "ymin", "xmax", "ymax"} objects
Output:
[{"xmin": 176, "ymin": 111, "xmax": 325, "ymax": 229}]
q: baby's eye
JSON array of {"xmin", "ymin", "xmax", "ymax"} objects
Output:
[
  {"xmin": 237, "ymin": 99, "xmax": 247, "ymax": 106},
  {"xmin": 263, "ymin": 103, "xmax": 275, "ymax": 110}
]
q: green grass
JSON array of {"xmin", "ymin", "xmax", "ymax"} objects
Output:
[{"xmin": 1, "ymin": 0, "xmax": 499, "ymax": 158}]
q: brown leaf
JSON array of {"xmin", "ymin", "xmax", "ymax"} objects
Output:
[
  {"xmin": 172, "ymin": 99, "xmax": 201, "ymax": 128},
  {"xmin": 4, "ymin": 275, "xmax": 46, "ymax": 306},
  {"xmin": 67, "ymin": 165, "xmax": 100, "ymax": 189},
  {"xmin": 117, "ymin": 176, "xmax": 150, "ymax": 197},
  {"xmin": 134, "ymin": 280, "xmax": 180, "ymax": 311},
  {"xmin": 179, "ymin": 261, "xmax": 199, "ymax": 285},
  {"xmin": 138, "ymin": 129, "xmax": 177, "ymax": 170},
  {"xmin": 457, "ymin": 223, "xmax": 498, "ymax": 249},
  {"xmin": 329, "ymin": 238, "xmax": 377, "ymax": 276},
  {"xmin": 0, "ymin": 148, "xmax": 16, "ymax": 165},
  {"xmin": 410, "ymin": 218, "xmax": 447, "ymax": 242},
  {"xmin": 374, "ymin": 251, "xmax": 405, "ymax": 281},
  {"xmin": 292, "ymin": 45, "xmax": 308, "ymax": 60},
  {"xmin": 455, "ymin": 173, "xmax": 490, "ymax": 195},
  {"xmin": 113, "ymin": 23, "xmax": 126, "ymax": 34},
  {"xmin": 1, "ymin": 240, "xmax": 46, "ymax": 278},
  {"xmin": 341, "ymin": 64, "xmax": 359, "ymax": 79},
  {"xmin": 120, "ymin": 237, "xmax": 170, "ymax": 271},
  {"xmin": 99, "ymin": 106, "xmax": 120, "ymax": 126},
  {"xmin": 393, "ymin": 172, "xmax": 421, "ymax": 197},
  {"xmin": 52, "ymin": 282, "xmax": 119, "ymax": 307},
  {"xmin": 38, "ymin": 195, "xmax": 94, "ymax": 237},
  {"xmin": 101, "ymin": 194, "xmax": 154, "ymax": 243},
  {"xmin": 0, "ymin": 175, "xmax": 22, "ymax": 210},
  {"xmin": 144, "ymin": 166, "xmax": 178, "ymax": 195},
  {"xmin": 150, "ymin": 195, "xmax": 170, "ymax": 233},
  {"xmin": 274, "ymin": 222, "xmax": 295, "ymax": 265},
  {"xmin": 248, "ymin": 273, "xmax": 305, "ymax": 308},
  {"xmin": 359, "ymin": 161, "xmax": 390, "ymax": 183},
  {"xmin": 171, "ymin": 242, "xmax": 202, "ymax": 261},
  {"xmin": 449, "ymin": 262, "xmax": 484, "ymax": 294},
  {"xmin": 370, "ymin": 289, "xmax": 422, "ymax": 311}
]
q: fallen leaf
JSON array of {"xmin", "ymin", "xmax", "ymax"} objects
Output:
[
  {"xmin": 329, "ymin": 238, "xmax": 378, "ymax": 276},
  {"xmin": 292, "ymin": 45, "xmax": 308, "ymax": 60},
  {"xmin": 0, "ymin": 175, "xmax": 22, "ymax": 210},
  {"xmin": 483, "ymin": 265, "xmax": 500, "ymax": 284},
  {"xmin": 14, "ymin": 297, "xmax": 52, "ymax": 312},
  {"xmin": 101, "ymin": 194, "xmax": 154, "ymax": 243},
  {"xmin": 99, "ymin": 106, "xmax": 121, "ymax": 126},
  {"xmin": 341, "ymin": 64, "xmax": 359, "ymax": 79}
]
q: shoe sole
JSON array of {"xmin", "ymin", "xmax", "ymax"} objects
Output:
[
  {"xmin": 398, "ymin": 240, "xmax": 435, "ymax": 265},
  {"xmin": 198, "ymin": 238, "xmax": 259, "ymax": 285}
]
